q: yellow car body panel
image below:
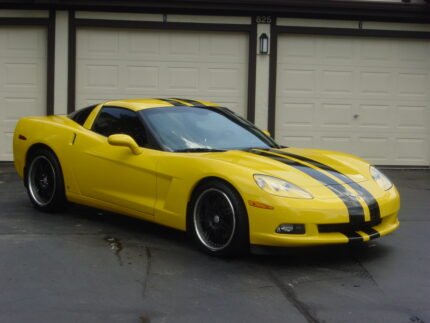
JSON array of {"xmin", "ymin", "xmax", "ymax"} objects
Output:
[{"xmin": 13, "ymin": 98, "xmax": 400, "ymax": 248}]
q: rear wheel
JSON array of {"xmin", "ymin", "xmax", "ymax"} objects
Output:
[
  {"xmin": 188, "ymin": 180, "xmax": 249, "ymax": 256},
  {"xmin": 26, "ymin": 149, "xmax": 67, "ymax": 212}
]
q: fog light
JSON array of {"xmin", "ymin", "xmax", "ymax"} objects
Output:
[{"xmin": 276, "ymin": 224, "xmax": 305, "ymax": 234}]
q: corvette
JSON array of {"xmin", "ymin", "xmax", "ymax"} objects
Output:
[{"xmin": 13, "ymin": 98, "xmax": 400, "ymax": 255}]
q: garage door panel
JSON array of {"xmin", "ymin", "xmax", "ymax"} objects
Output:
[
  {"xmin": 283, "ymin": 135, "xmax": 314, "ymax": 147},
  {"xmin": 167, "ymin": 67, "xmax": 200, "ymax": 91},
  {"xmin": 278, "ymin": 35, "xmax": 316, "ymax": 64},
  {"xmin": 85, "ymin": 64, "xmax": 119, "ymax": 89},
  {"xmin": 359, "ymin": 71, "xmax": 392, "ymax": 97},
  {"xmin": 0, "ymin": 26, "xmax": 46, "ymax": 161},
  {"xmin": 321, "ymin": 70, "xmax": 354, "ymax": 96},
  {"xmin": 279, "ymin": 68, "xmax": 315, "ymax": 96},
  {"xmin": 4, "ymin": 63, "xmax": 38, "ymax": 88},
  {"xmin": 126, "ymin": 66, "xmax": 159, "ymax": 90},
  {"xmin": 207, "ymin": 67, "xmax": 245, "ymax": 93},
  {"xmin": 358, "ymin": 105, "xmax": 392, "ymax": 129},
  {"xmin": 3, "ymin": 28, "xmax": 46, "ymax": 58},
  {"xmin": 358, "ymin": 137, "xmax": 390, "ymax": 161},
  {"xmin": 79, "ymin": 29, "xmax": 248, "ymax": 62},
  {"xmin": 397, "ymin": 106, "xmax": 427, "ymax": 131},
  {"xmin": 276, "ymin": 34, "xmax": 430, "ymax": 166},
  {"xmin": 128, "ymin": 32, "xmax": 160, "ymax": 55},
  {"xmin": 395, "ymin": 138, "xmax": 428, "ymax": 164},
  {"xmin": 360, "ymin": 39, "xmax": 393, "ymax": 64},
  {"xmin": 397, "ymin": 72, "xmax": 427, "ymax": 99},
  {"xmin": 398, "ymin": 41, "xmax": 430, "ymax": 66},
  {"xmin": 320, "ymin": 103, "xmax": 353, "ymax": 128},
  {"xmin": 168, "ymin": 33, "xmax": 200, "ymax": 56},
  {"xmin": 321, "ymin": 38, "xmax": 355, "ymax": 64},
  {"xmin": 207, "ymin": 34, "xmax": 247, "ymax": 60},
  {"xmin": 79, "ymin": 29, "xmax": 120, "ymax": 57},
  {"xmin": 279, "ymin": 102, "xmax": 314, "ymax": 128},
  {"xmin": 3, "ymin": 97, "xmax": 41, "ymax": 117},
  {"xmin": 3, "ymin": 60, "xmax": 45, "ymax": 93},
  {"xmin": 76, "ymin": 28, "xmax": 248, "ymax": 116},
  {"xmin": 320, "ymin": 136, "xmax": 354, "ymax": 153}
]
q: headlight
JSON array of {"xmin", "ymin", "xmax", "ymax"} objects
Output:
[
  {"xmin": 370, "ymin": 166, "xmax": 393, "ymax": 191},
  {"xmin": 254, "ymin": 174, "xmax": 313, "ymax": 199}
]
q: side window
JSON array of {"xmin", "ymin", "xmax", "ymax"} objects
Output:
[
  {"xmin": 92, "ymin": 106, "xmax": 147, "ymax": 147},
  {"xmin": 68, "ymin": 104, "xmax": 97, "ymax": 126}
]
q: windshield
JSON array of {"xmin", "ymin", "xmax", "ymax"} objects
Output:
[{"xmin": 141, "ymin": 106, "xmax": 279, "ymax": 152}]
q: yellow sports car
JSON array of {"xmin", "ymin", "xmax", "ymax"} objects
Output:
[{"xmin": 13, "ymin": 98, "xmax": 400, "ymax": 256}]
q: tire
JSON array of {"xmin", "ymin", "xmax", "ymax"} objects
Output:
[
  {"xmin": 188, "ymin": 180, "xmax": 249, "ymax": 256},
  {"xmin": 26, "ymin": 149, "xmax": 67, "ymax": 212}
]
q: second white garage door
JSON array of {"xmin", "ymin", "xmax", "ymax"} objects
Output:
[
  {"xmin": 76, "ymin": 28, "xmax": 249, "ymax": 116},
  {"xmin": 275, "ymin": 34, "xmax": 430, "ymax": 166}
]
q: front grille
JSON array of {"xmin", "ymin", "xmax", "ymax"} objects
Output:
[{"xmin": 318, "ymin": 219, "xmax": 382, "ymax": 233}]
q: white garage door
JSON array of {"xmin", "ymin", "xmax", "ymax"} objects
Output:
[
  {"xmin": 276, "ymin": 34, "xmax": 430, "ymax": 166},
  {"xmin": 76, "ymin": 28, "xmax": 249, "ymax": 116},
  {"xmin": 0, "ymin": 26, "xmax": 47, "ymax": 161}
]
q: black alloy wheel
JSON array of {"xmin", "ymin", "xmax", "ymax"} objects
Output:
[
  {"xmin": 26, "ymin": 149, "xmax": 67, "ymax": 212},
  {"xmin": 189, "ymin": 180, "xmax": 249, "ymax": 256}
]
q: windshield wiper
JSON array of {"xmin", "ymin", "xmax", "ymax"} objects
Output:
[
  {"xmin": 243, "ymin": 145, "xmax": 285, "ymax": 151},
  {"xmin": 174, "ymin": 148, "xmax": 226, "ymax": 153},
  {"xmin": 243, "ymin": 147, "xmax": 271, "ymax": 151}
]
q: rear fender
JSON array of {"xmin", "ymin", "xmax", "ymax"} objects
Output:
[{"xmin": 13, "ymin": 116, "xmax": 82, "ymax": 195}]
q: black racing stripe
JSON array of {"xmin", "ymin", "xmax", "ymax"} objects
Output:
[
  {"xmin": 347, "ymin": 182, "xmax": 380, "ymax": 223},
  {"xmin": 342, "ymin": 231, "xmax": 364, "ymax": 244},
  {"xmin": 361, "ymin": 228, "xmax": 381, "ymax": 240},
  {"xmin": 249, "ymin": 150, "xmax": 365, "ymax": 225},
  {"xmin": 170, "ymin": 98, "xmax": 205, "ymax": 106},
  {"xmin": 270, "ymin": 149, "xmax": 381, "ymax": 223},
  {"xmin": 156, "ymin": 98, "xmax": 184, "ymax": 106}
]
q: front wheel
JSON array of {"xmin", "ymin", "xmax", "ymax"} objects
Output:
[
  {"xmin": 188, "ymin": 180, "xmax": 249, "ymax": 256},
  {"xmin": 26, "ymin": 149, "xmax": 67, "ymax": 212}
]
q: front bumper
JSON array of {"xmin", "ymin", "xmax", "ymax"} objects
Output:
[
  {"xmin": 250, "ymin": 213, "xmax": 399, "ymax": 247},
  {"xmin": 246, "ymin": 185, "xmax": 400, "ymax": 247}
]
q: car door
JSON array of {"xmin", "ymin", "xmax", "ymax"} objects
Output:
[{"xmin": 70, "ymin": 106, "xmax": 158, "ymax": 217}]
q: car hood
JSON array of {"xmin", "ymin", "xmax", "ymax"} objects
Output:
[{"xmin": 206, "ymin": 147, "xmax": 370, "ymax": 189}]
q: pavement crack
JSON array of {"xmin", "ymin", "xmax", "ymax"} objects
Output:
[
  {"xmin": 349, "ymin": 252, "xmax": 381, "ymax": 289},
  {"xmin": 268, "ymin": 270, "xmax": 320, "ymax": 323},
  {"xmin": 142, "ymin": 246, "xmax": 152, "ymax": 299},
  {"xmin": 104, "ymin": 236, "xmax": 124, "ymax": 266}
]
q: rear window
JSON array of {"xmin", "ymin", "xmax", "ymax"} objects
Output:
[{"xmin": 68, "ymin": 105, "xmax": 97, "ymax": 126}]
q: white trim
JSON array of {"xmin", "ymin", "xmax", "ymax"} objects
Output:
[
  {"xmin": 0, "ymin": 10, "xmax": 49, "ymax": 18},
  {"xmin": 254, "ymin": 23, "xmax": 271, "ymax": 130},
  {"xmin": 277, "ymin": 18, "xmax": 358, "ymax": 29},
  {"xmin": 54, "ymin": 11, "xmax": 69, "ymax": 115},
  {"xmin": 363, "ymin": 22, "xmax": 430, "ymax": 32},
  {"xmin": 167, "ymin": 14, "xmax": 251, "ymax": 25},
  {"xmin": 277, "ymin": 18, "xmax": 430, "ymax": 33},
  {"xmin": 75, "ymin": 11, "xmax": 163, "ymax": 22}
]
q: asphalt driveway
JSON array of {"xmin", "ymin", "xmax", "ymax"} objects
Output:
[{"xmin": 0, "ymin": 163, "xmax": 429, "ymax": 323}]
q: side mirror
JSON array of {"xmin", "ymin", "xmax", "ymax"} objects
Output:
[
  {"xmin": 262, "ymin": 130, "xmax": 271, "ymax": 137},
  {"xmin": 108, "ymin": 134, "xmax": 142, "ymax": 155}
]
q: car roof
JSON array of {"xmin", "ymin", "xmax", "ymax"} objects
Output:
[{"xmin": 102, "ymin": 98, "xmax": 220, "ymax": 111}]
